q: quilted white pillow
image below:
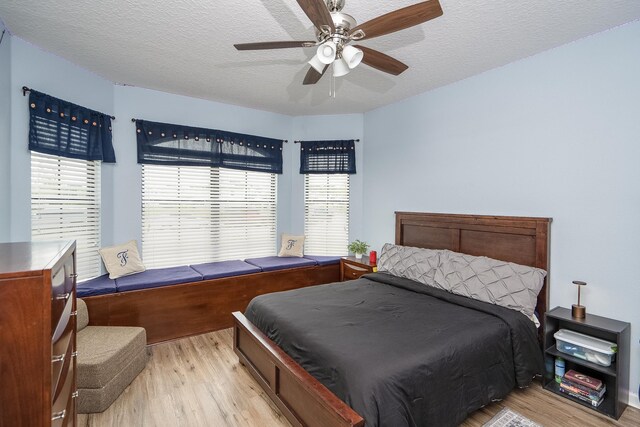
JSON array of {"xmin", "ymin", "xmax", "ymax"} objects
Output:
[{"xmin": 99, "ymin": 240, "xmax": 146, "ymax": 279}]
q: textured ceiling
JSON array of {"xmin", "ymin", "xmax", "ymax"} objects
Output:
[{"xmin": 1, "ymin": 0, "xmax": 639, "ymax": 115}]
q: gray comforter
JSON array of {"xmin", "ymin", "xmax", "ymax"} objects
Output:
[{"xmin": 245, "ymin": 272, "xmax": 542, "ymax": 427}]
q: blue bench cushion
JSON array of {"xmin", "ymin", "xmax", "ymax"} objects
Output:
[
  {"xmin": 245, "ymin": 256, "xmax": 317, "ymax": 272},
  {"xmin": 77, "ymin": 274, "xmax": 117, "ymax": 297},
  {"xmin": 190, "ymin": 260, "xmax": 262, "ymax": 280},
  {"xmin": 115, "ymin": 266, "xmax": 203, "ymax": 292},
  {"xmin": 303, "ymin": 255, "xmax": 342, "ymax": 266}
]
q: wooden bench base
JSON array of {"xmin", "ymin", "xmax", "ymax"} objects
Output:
[{"xmin": 82, "ymin": 264, "xmax": 339, "ymax": 344}]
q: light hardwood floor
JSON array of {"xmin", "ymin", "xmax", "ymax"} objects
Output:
[{"xmin": 79, "ymin": 329, "xmax": 640, "ymax": 427}]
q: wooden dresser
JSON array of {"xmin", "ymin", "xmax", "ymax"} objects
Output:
[{"xmin": 0, "ymin": 241, "xmax": 77, "ymax": 427}]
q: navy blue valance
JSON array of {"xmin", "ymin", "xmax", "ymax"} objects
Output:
[
  {"xmin": 136, "ymin": 120, "xmax": 284, "ymax": 174},
  {"xmin": 28, "ymin": 90, "xmax": 116, "ymax": 163},
  {"xmin": 299, "ymin": 140, "xmax": 356, "ymax": 174}
]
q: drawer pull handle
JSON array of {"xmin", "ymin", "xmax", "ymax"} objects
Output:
[
  {"xmin": 70, "ymin": 310, "xmax": 78, "ymax": 317},
  {"xmin": 69, "ymin": 273, "xmax": 78, "ymax": 279},
  {"xmin": 52, "ymin": 354, "xmax": 65, "ymax": 363},
  {"xmin": 72, "ymin": 351, "xmax": 78, "ymax": 358},
  {"xmin": 72, "ymin": 391, "xmax": 79, "ymax": 399},
  {"xmin": 55, "ymin": 292, "xmax": 70, "ymax": 301},
  {"xmin": 51, "ymin": 410, "xmax": 66, "ymax": 421}
]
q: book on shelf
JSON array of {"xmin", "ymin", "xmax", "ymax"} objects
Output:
[
  {"xmin": 560, "ymin": 380, "xmax": 606, "ymax": 401},
  {"xmin": 564, "ymin": 369, "xmax": 603, "ymax": 391},
  {"xmin": 558, "ymin": 387, "xmax": 605, "ymax": 407}
]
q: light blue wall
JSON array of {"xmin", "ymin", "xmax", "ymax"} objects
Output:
[
  {"xmin": 363, "ymin": 21, "xmax": 640, "ymax": 406},
  {"xmin": 8, "ymin": 37, "xmax": 115, "ymax": 243},
  {"xmin": 291, "ymin": 114, "xmax": 364, "ymax": 242},
  {"xmin": 110, "ymin": 85, "xmax": 293, "ymax": 249},
  {"xmin": 3, "ymin": 38, "xmax": 296, "ymax": 253},
  {"xmin": 0, "ymin": 23, "xmax": 11, "ymax": 241},
  {"xmin": 2, "ymin": 18, "xmax": 637, "ymax": 406},
  {"xmin": 1, "ymin": 36, "xmax": 364, "ymax": 254}
]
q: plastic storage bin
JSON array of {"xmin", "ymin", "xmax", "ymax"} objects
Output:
[{"xmin": 554, "ymin": 329, "xmax": 617, "ymax": 367}]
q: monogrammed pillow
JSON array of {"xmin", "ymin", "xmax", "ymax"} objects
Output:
[
  {"xmin": 278, "ymin": 234, "xmax": 305, "ymax": 257},
  {"xmin": 99, "ymin": 240, "xmax": 146, "ymax": 279}
]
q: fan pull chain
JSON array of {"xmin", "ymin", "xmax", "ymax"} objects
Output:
[
  {"xmin": 332, "ymin": 74, "xmax": 335, "ymax": 98},
  {"xmin": 333, "ymin": 74, "xmax": 336, "ymax": 98},
  {"xmin": 329, "ymin": 65, "xmax": 336, "ymax": 98}
]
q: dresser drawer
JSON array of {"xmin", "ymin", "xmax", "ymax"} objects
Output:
[
  {"xmin": 63, "ymin": 389, "xmax": 76, "ymax": 427},
  {"xmin": 53, "ymin": 295, "xmax": 74, "ymax": 343},
  {"xmin": 51, "ymin": 257, "xmax": 75, "ymax": 327},
  {"xmin": 51, "ymin": 266, "xmax": 67, "ymax": 328},
  {"xmin": 51, "ymin": 358, "xmax": 75, "ymax": 427},
  {"xmin": 342, "ymin": 262, "xmax": 370, "ymax": 281},
  {"xmin": 52, "ymin": 298, "xmax": 75, "ymax": 396},
  {"xmin": 52, "ymin": 330, "xmax": 75, "ymax": 401}
]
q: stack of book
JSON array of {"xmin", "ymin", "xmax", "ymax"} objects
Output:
[{"xmin": 559, "ymin": 370, "xmax": 606, "ymax": 407}]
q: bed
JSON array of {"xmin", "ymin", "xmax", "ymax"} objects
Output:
[{"xmin": 233, "ymin": 212, "xmax": 551, "ymax": 427}]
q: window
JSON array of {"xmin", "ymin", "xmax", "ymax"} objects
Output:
[
  {"xmin": 304, "ymin": 174, "xmax": 350, "ymax": 255},
  {"xmin": 141, "ymin": 165, "xmax": 277, "ymax": 268},
  {"xmin": 31, "ymin": 152, "xmax": 102, "ymax": 280}
]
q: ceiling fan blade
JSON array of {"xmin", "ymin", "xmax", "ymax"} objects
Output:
[
  {"xmin": 296, "ymin": 0, "xmax": 335, "ymax": 32},
  {"xmin": 351, "ymin": 0, "xmax": 443, "ymax": 40},
  {"xmin": 355, "ymin": 46, "xmax": 408, "ymax": 76},
  {"xmin": 234, "ymin": 41, "xmax": 316, "ymax": 50},
  {"xmin": 303, "ymin": 65, "xmax": 329, "ymax": 85}
]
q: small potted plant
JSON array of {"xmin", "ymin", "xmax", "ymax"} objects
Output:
[{"xmin": 348, "ymin": 239, "xmax": 370, "ymax": 260}]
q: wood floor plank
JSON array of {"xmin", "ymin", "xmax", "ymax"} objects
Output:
[{"xmin": 81, "ymin": 329, "xmax": 639, "ymax": 427}]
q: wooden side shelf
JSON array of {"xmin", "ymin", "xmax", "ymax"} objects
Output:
[
  {"xmin": 543, "ymin": 307, "xmax": 630, "ymax": 420},
  {"xmin": 340, "ymin": 257, "xmax": 374, "ymax": 281}
]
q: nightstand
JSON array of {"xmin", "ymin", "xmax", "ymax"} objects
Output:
[
  {"xmin": 340, "ymin": 257, "xmax": 375, "ymax": 281},
  {"xmin": 543, "ymin": 307, "xmax": 630, "ymax": 420}
]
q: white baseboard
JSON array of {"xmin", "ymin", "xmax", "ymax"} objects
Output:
[{"xmin": 629, "ymin": 391, "xmax": 639, "ymax": 409}]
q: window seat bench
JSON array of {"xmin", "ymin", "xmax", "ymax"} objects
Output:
[{"xmin": 79, "ymin": 255, "xmax": 341, "ymax": 344}]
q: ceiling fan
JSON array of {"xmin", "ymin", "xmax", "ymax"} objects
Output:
[{"xmin": 234, "ymin": 0, "xmax": 443, "ymax": 85}]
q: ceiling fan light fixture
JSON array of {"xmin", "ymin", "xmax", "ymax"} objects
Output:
[
  {"xmin": 234, "ymin": 0, "xmax": 444, "ymax": 86},
  {"xmin": 342, "ymin": 45, "xmax": 363, "ymax": 69},
  {"xmin": 308, "ymin": 55, "xmax": 326, "ymax": 74},
  {"xmin": 316, "ymin": 41, "xmax": 337, "ymax": 64},
  {"xmin": 333, "ymin": 58, "xmax": 351, "ymax": 77}
]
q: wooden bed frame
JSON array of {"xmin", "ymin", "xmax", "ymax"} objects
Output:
[
  {"xmin": 83, "ymin": 263, "xmax": 339, "ymax": 344},
  {"xmin": 233, "ymin": 212, "xmax": 551, "ymax": 427}
]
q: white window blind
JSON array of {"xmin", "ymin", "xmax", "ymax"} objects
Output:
[
  {"xmin": 141, "ymin": 165, "xmax": 277, "ymax": 268},
  {"xmin": 304, "ymin": 174, "xmax": 350, "ymax": 255},
  {"xmin": 31, "ymin": 152, "xmax": 102, "ymax": 280}
]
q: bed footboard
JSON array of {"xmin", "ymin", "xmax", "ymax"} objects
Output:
[{"xmin": 232, "ymin": 312, "xmax": 364, "ymax": 427}]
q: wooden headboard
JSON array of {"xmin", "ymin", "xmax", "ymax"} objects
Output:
[{"xmin": 395, "ymin": 212, "xmax": 551, "ymax": 339}]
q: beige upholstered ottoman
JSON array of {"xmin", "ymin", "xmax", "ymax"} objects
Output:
[{"xmin": 76, "ymin": 299, "xmax": 149, "ymax": 413}]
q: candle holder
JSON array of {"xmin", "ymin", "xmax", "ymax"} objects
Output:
[{"xmin": 571, "ymin": 280, "xmax": 587, "ymax": 319}]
